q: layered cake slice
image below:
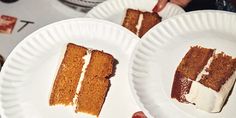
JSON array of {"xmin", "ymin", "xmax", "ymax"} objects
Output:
[
  {"xmin": 75, "ymin": 50, "xmax": 114, "ymax": 116},
  {"xmin": 122, "ymin": 8, "xmax": 161, "ymax": 38},
  {"xmin": 171, "ymin": 46, "xmax": 214, "ymax": 102},
  {"xmin": 49, "ymin": 43, "xmax": 116, "ymax": 117},
  {"xmin": 50, "ymin": 43, "xmax": 87, "ymax": 105},
  {"xmin": 186, "ymin": 52, "xmax": 236, "ymax": 112},
  {"xmin": 122, "ymin": 9, "xmax": 141, "ymax": 35},
  {"xmin": 171, "ymin": 46, "xmax": 236, "ymax": 112}
]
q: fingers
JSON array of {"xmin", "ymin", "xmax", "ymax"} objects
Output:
[
  {"xmin": 152, "ymin": 0, "xmax": 168, "ymax": 12},
  {"xmin": 170, "ymin": 0, "xmax": 191, "ymax": 7},
  {"xmin": 132, "ymin": 111, "xmax": 147, "ymax": 118},
  {"xmin": 152, "ymin": 0, "xmax": 192, "ymax": 13}
]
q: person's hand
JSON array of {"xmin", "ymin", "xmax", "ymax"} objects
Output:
[
  {"xmin": 153, "ymin": 0, "xmax": 192, "ymax": 12},
  {"xmin": 132, "ymin": 111, "xmax": 147, "ymax": 118}
]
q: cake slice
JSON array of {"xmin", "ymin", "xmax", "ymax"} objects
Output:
[
  {"xmin": 49, "ymin": 43, "xmax": 116, "ymax": 117},
  {"xmin": 186, "ymin": 52, "xmax": 236, "ymax": 112},
  {"xmin": 172, "ymin": 45, "xmax": 236, "ymax": 112},
  {"xmin": 122, "ymin": 8, "xmax": 161, "ymax": 38},
  {"xmin": 49, "ymin": 43, "xmax": 87, "ymax": 105},
  {"xmin": 171, "ymin": 46, "xmax": 214, "ymax": 102},
  {"xmin": 122, "ymin": 9, "xmax": 141, "ymax": 35},
  {"xmin": 75, "ymin": 50, "xmax": 114, "ymax": 116}
]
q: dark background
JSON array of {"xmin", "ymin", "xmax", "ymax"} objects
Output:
[{"xmin": 185, "ymin": 0, "xmax": 236, "ymax": 12}]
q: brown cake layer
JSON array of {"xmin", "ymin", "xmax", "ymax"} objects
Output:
[
  {"xmin": 49, "ymin": 43, "xmax": 87, "ymax": 105},
  {"xmin": 76, "ymin": 50, "xmax": 114, "ymax": 116},
  {"xmin": 171, "ymin": 46, "xmax": 214, "ymax": 102},
  {"xmin": 200, "ymin": 53, "xmax": 236, "ymax": 91},
  {"xmin": 122, "ymin": 9, "xmax": 141, "ymax": 34},
  {"xmin": 138, "ymin": 12, "xmax": 161, "ymax": 37},
  {"xmin": 122, "ymin": 8, "xmax": 161, "ymax": 38},
  {"xmin": 171, "ymin": 71, "xmax": 192, "ymax": 102},
  {"xmin": 177, "ymin": 46, "xmax": 214, "ymax": 80}
]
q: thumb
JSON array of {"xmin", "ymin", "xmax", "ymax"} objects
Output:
[{"xmin": 152, "ymin": 0, "xmax": 168, "ymax": 12}]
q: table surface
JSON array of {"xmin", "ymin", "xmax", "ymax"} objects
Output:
[{"xmin": 0, "ymin": 0, "xmax": 86, "ymax": 58}]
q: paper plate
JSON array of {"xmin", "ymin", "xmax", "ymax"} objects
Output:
[
  {"xmin": 86, "ymin": 0, "xmax": 185, "ymax": 24},
  {"xmin": 130, "ymin": 10, "xmax": 236, "ymax": 118},
  {"xmin": 0, "ymin": 18, "xmax": 140, "ymax": 118}
]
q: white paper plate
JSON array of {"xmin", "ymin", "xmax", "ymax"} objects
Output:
[
  {"xmin": 0, "ymin": 18, "xmax": 140, "ymax": 118},
  {"xmin": 86, "ymin": 0, "xmax": 185, "ymax": 25},
  {"xmin": 130, "ymin": 10, "xmax": 236, "ymax": 118}
]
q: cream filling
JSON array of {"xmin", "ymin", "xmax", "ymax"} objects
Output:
[
  {"xmin": 72, "ymin": 49, "xmax": 98, "ymax": 117},
  {"xmin": 135, "ymin": 14, "xmax": 143, "ymax": 35},
  {"xmin": 195, "ymin": 56, "xmax": 214, "ymax": 81},
  {"xmin": 73, "ymin": 49, "xmax": 92, "ymax": 104},
  {"xmin": 185, "ymin": 55, "xmax": 236, "ymax": 112},
  {"xmin": 54, "ymin": 46, "xmax": 97, "ymax": 117}
]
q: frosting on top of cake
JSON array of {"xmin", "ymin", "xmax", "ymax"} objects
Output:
[{"xmin": 186, "ymin": 71, "xmax": 236, "ymax": 112}]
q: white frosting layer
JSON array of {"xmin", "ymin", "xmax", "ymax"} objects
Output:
[
  {"xmin": 73, "ymin": 50, "xmax": 91, "ymax": 104},
  {"xmin": 75, "ymin": 50, "xmax": 99, "ymax": 118},
  {"xmin": 55, "ymin": 46, "xmax": 96, "ymax": 117},
  {"xmin": 195, "ymin": 56, "xmax": 214, "ymax": 81},
  {"xmin": 186, "ymin": 70, "xmax": 236, "ymax": 112},
  {"xmin": 136, "ymin": 13, "xmax": 143, "ymax": 35}
]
